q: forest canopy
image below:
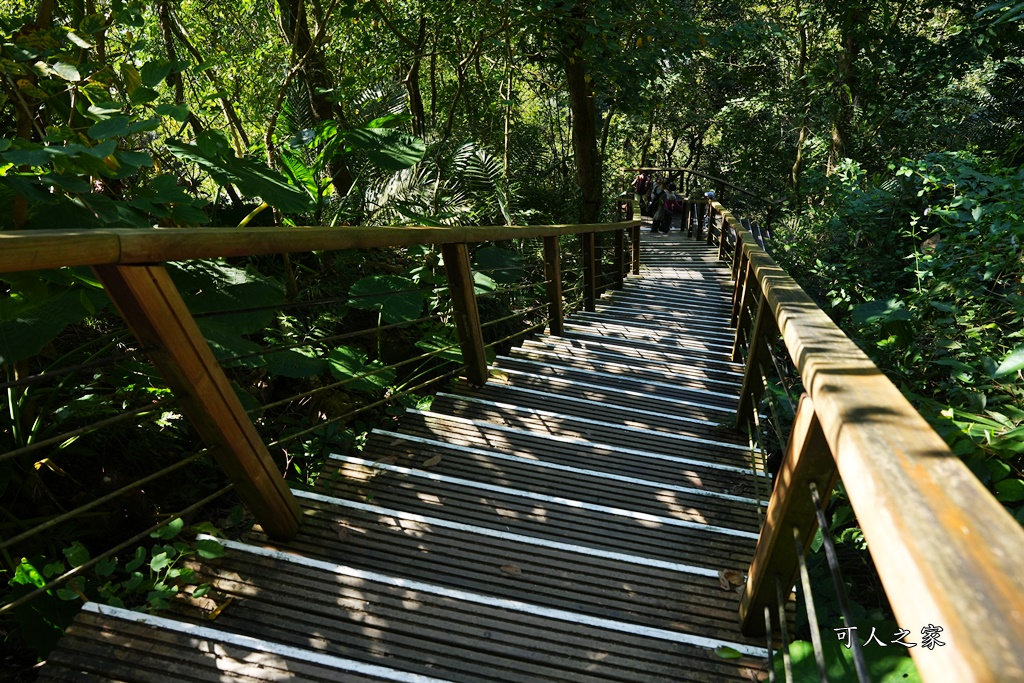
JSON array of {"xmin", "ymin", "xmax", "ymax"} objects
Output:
[{"xmin": 0, "ymin": 0, "xmax": 1023, "ymax": 669}]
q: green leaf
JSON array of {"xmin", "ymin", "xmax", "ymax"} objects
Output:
[
  {"xmin": 196, "ymin": 539, "xmax": 226, "ymax": 559},
  {"xmin": 52, "ymin": 61, "xmax": 81, "ymax": 82},
  {"xmin": 95, "ymin": 557, "xmax": 118, "ymax": 578},
  {"xmin": 149, "ymin": 552, "xmax": 170, "ymax": 572},
  {"xmin": 714, "ymin": 646, "xmax": 743, "ymax": 659},
  {"xmin": 140, "ymin": 60, "xmax": 172, "ymax": 87},
  {"xmin": 155, "ymin": 103, "xmax": 190, "ymax": 122},
  {"xmin": 993, "ymin": 344, "xmax": 1024, "ymax": 378},
  {"xmin": 263, "ymin": 348, "xmax": 328, "ymax": 378},
  {"xmin": 473, "ymin": 246, "xmax": 523, "ymax": 284},
  {"xmin": 129, "ymin": 86, "xmax": 159, "ymax": 105},
  {"xmin": 56, "ymin": 588, "xmax": 80, "ymax": 601},
  {"xmin": 347, "ymin": 128, "xmax": 426, "ymax": 171},
  {"xmin": 995, "ymin": 479, "xmax": 1024, "ymax": 502},
  {"xmin": 125, "ymin": 546, "xmax": 147, "ymax": 572},
  {"xmin": 165, "ymin": 138, "xmax": 313, "ymax": 214},
  {"xmin": 851, "ymin": 298, "xmax": 910, "ymax": 327},
  {"xmin": 123, "ymin": 571, "xmax": 144, "ymax": 591},
  {"xmin": 88, "ymin": 115, "xmax": 131, "ymax": 140},
  {"xmin": 328, "ymin": 345, "xmax": 395, "ymax": 394},
  {"xmin": 348, "ymin": 275, "xmax": 425, "ymax": 324},
  {"xmin": 62, "ymin": 541, "xmax": 90, "ymax": 568},
  {"xmin": 150, "ymin": 517, "xmax": 184, "ymax": 540}
]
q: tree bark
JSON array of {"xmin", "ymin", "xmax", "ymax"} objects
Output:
[
  {"xmin": 791, "ymin": 0, "xmax": 810, "ymax": 201},
  {"xmin": 829, "ymin": 4, "xmax": 863, "ymax": 173},
  {"xmin": 563, "ymin": 48, "xmax": 602, "ymax": 224}
]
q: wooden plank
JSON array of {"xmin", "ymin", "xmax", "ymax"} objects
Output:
[
  {"xmin": 92, "ymin": 264, "xmax": 300, "ymax": 540},
  {"xmin": 0, "ymin": 222, "xmax": 640, "ymax": 274},
  {"xmin": 542, "ymin": 236, "xmax": 564, "ymax": 336},
  {"xmin": 440, "ymin": 243, "xmax": 488, "ymax": 386},
  {"xmin": 739, "ymin": 395, "xmax": 836, "ymax": 633},
  {"xmin": 720, "ymin": 204, "xmax": 1024, "ymax": 681}
]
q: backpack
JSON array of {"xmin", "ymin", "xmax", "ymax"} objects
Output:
[{"xmin": 665, "ymin": 194, "xmax": 681, "ymax": 214}]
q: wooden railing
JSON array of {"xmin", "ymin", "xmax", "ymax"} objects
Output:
[
  {"xmin": 0, "ymin": 219, "xmax": 640, "ymax": 547},
  {"xmin": 712, "ymin": 202, "xmax": 1024, "ymax": 681}
]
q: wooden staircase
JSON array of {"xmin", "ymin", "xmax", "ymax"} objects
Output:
[{"xmin": 38, "ymin": 232, "xmax": 772, "ymax": 683}]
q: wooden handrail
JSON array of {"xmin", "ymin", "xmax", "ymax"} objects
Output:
[
  {"xmin": 717, "ymin": 202, "xmax": 1024, "ymax": 681},
  {"xmin": 3, "ymin": 219, "xmax": 638, "ymax": 545},
  {"xmin": 0, "ymin": 222, "xmax": 637, "ymax": 275}
]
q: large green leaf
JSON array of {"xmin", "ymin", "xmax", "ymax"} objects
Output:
[
  {"xmin": 263, "ymin": 349, "xmax": 329, "ymax": 378},
  {"xmin": 472, "ymin": 246, "xmax": 523, "ymax": 284},
  {"xmin": 993, "ymin": 344, "xmax": 1024, "ymax": 378},
  {"xmin": 327, "ymin": 345, "xmax": 395, "ymax": 394},
  {"xmin": 0, "ymin": 280, "xmax": 109, "ymax": 364},
  {"xmin": 348, "ymin": 275, "xmax": 425, "ymax": 324},
  {"xmin": 166, "ymin": 134, "xmax": 312, "ymax": 214},
  {"xmin": 347, "ymin": 128, "xmax": 425, "ymax": 171}
]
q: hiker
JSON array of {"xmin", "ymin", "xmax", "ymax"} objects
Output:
[
  {"xmin": 664, "ymin": 183, "xmax": 681, "ymax": 234},
  {"xmin": 650, "ymin": 179, "xmax": 668, "ymax": 233}
]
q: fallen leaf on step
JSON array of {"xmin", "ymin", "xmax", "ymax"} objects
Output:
[
  {"xmin": 500, "ymin": 564, "xmax": 522, "ymax": 576},
  {"xmin": 423, "ymin": 455, "xmax": 442, "ymax": 468},
  {"xmin": 718, "ymin": 569, "xmax": 731, "ymax": 591},
  {"xmin": 206, "ymin": 596, "xmax": 233, "ymax": 621},
  {"xmin": 723, "ymin": 569, "xmax": 745, "ymax": 586},
  {"xmin": 376, "ymin": 455, "xmax": 398, "ymax": 466}
]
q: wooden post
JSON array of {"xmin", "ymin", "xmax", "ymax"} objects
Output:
[
  {"xmin": 543, "ymin": 235, "xmax": 564, "ymax": 336},
  {"xmin": 92, "ymin": 264, "xmax": 301, "ymax": 541},
  {"xmin": 582, "ymin": 231, "xmax": 596, "ymax": 312},
  {"xmin": 740, "ymin": 394, "xmax": 838, "ymax": 634},
  {"xmin": 684, "ymin": 202, "xmax": 692, "ymax": 238},
  {"xmin": 613, "ymin": 229, "xmax": 625, "ymax": 290},
  {"xmin": 734, "ymin": 291, "xmax": 780, "ymax": 430},
  {"xmin": 731, "ymin": 250, "xmax": 749, "ymax": 327},
  {"xmin": 441, "ymin": 243, "xmax": 489, "ymax": 386},
  {"xmin": 732, "ymin": 266, "xmax": 758, "ymax": 363},
  {"xmin": 717, "ymin": 209, "xmax": 729, "ymax": 261},
  {"xmin": 631, "ymin": 224, "xmax": 641, "ymax": 275}
]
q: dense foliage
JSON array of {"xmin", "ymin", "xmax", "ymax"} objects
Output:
[{"xmin": 1, "ymin": 0, "xmax": 1022, "ymax": 675}]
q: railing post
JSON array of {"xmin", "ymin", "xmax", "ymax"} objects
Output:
[
  {"xmin": 739, "ymin": 394, "xmax": 838, "ymax": 635},
  {"xmin": 734, "ymin": 291, "xmax": 779, "ymax": 429},
  {"xmin": 441, "ymin": 243, "xmax": 489, "ymax": 386},
  {"xmin": 631, "ymin": 224, "xmax": 641, "ymax": 275},
  {"xmin": 613, "ymin": 229, "xmax": 625, "ymax": 290},
  {"xmin": 717, "ymin": 208, "xmax": 729, "ymax": 261},
  {"xmin": 731, "ymin": 248, "xmax": 750, "ymax": 327},
  {"xmin": 91, "ymin": 264, "xmax": 301, "ymax": 541},
  {"xmin": 542, "ymin": 235, "xmax": 564, "ymax": 336},
  {"xmin": 684, "ymin": 202, "xmax": 692, "ymax": 239},
  {"xmin": 582, "ymin": 231, "xmax": 597, "ymax": 312},
  {"xmin": 732, "ymin": 261, "xmax": 758, "ymax": 361}
]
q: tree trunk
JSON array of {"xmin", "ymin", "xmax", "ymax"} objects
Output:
[
  {"xmin": 829, "ymin": 4, "xmax": 863, "ymax": 173},
  {"xmin": 563, "ymin": 48, "xmax": 602, "ymax": 224},
  {"xmin": 276, "ymin": 0, "xmax": 354, "ymax": 195},
  {"xmin": 791, "ymin": 0, "xmax": 810, "ymax": 201}
]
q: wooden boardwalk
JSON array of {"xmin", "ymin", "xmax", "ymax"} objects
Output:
[{"xmin": 39, "ymin": 233, "xmax": 772, "ymax": 682}]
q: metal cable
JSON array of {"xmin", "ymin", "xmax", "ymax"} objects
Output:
[
  {"xmin": 0, "ymin": 396, "xmax": 177, "ymax": 465},
  {"xmin": 484, "ymin": 322, "xmax": 546, "ymax": 349},
  {"xmin": 0, "ymin": 349, "xmax": 153, "ymax": 392},
  {"xmin": 809, "ymin": 481, "xmax": 871, "ymax": 683},
  {"xmin": 474, "ymin": 280, "xmax": 551, "ymax": 299},
  {"xmin": 221, "ymin": 313, "xmax": 444, "ymax": 364},
  {"xmin": 793, "ymin": 525, "xmax": 830, "ymax": 682},
  {"xmin": 267, "ymin": 365, "xmax": 466, "ymax": 448},
  {"xmin": 0, "ymin": 449, "xmax": 209, "ymax": 551},
  {"xmin": 248, "ymin": 341, "xmax": 463, "ymax": 415},
  {"xmin": 0, "ymin": 483, "xmax": 234, "ymax": 615},
  {"xmin": 190, "ymin": 284, "xmax": 443, "ymax": 320},
  {"xmin": 480, "ymin": 304, "xmax": 549, "ymax": 330},
  {"xmin": 776, "ymin": 575, "xmax": 794, "ymax": 683}
]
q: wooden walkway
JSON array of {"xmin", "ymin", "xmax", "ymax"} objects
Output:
[{"xmin": 39, "ymin": 233, "xmax": 772, "ymax": 682}]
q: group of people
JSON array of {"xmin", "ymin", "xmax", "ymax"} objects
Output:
[{"xmin": 629, "ymin": 172, "xmax": 714, "ymax": 236}]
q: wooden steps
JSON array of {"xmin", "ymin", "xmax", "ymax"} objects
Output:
[{"xmin": 38, "ymin": 232, "xmax": 770, "ymax": 682}]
